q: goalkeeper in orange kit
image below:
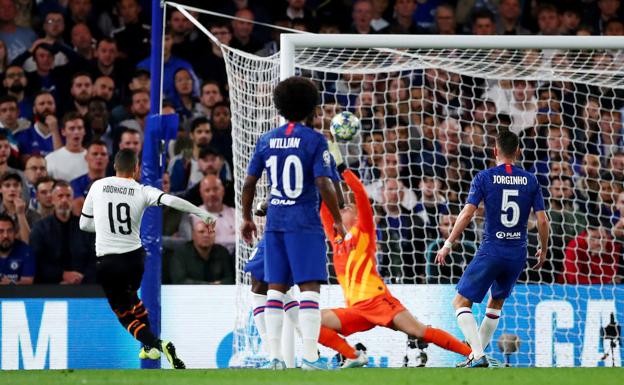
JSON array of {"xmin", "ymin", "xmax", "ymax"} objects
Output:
[{"xmin": 318, "ymin": 144, "xmax": 471, "ymax": 368}]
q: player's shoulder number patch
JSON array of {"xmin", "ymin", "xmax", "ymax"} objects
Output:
[{"xmin": 323, "ymin": 150, "xmax": 331, "ymax": 167}]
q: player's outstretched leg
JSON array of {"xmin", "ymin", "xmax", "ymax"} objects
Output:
[
  {"xmin": 391, "ymin": 310, "xmax": 472, "ymax": 358},
  {"xmin": 478, "ymin": 298, "xmax": 504, "ymax": 351},
  {"xmin": 318, "ymin": 310, "xmax": 368, "ymax": 369},
  {"xmin": 452, "ymin": 295, "xmax": 487, "ymax": 368}
]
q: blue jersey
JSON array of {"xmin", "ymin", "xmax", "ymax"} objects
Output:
[
  {"xmin": 0, "ymin": 240, "xmax": 34, "ymax": 283},
  {"xmin": 15, "ymin": 125, "xmax": 54, "ymax": 156},
  {"xmin": 70, "ymin": 174, "xmax": 93, "ymax": 199},
  {"xmin": 466, "ymin": 164, "xmax": 545, "ymax": 260},
  {"xmin": 247, "ymin": 123, "xmax": 333, "ymax": 233}
]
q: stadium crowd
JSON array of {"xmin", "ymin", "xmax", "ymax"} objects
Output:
[{"xmin": 0, "ymin": 0, "xmax": 622, "ymax": 286}]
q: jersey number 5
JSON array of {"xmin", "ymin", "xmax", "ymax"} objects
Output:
[
  {"xmin": 266, "ymin": 155, "xmax": 303, "ymax": 199},
  {"xmin": 501, "ymin": 189, "xmax": 520, "ymax": 228},
  {"xmin": 108, "ymin": 202, "xmax": 132, "ymax": 235}
]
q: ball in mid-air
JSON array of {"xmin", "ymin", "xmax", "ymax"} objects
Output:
[{"xmin": 330, "ymin": 111, "xmax": 361, "ymax": 142}]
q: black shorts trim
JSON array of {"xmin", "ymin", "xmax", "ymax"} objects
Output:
[
  {"xmin": 157, "ymin": 193, "xmax": 166, "ymax": 206},
  {"xmin": 81, "ymin": 212, "xmax": 94, "ymax": 218}
]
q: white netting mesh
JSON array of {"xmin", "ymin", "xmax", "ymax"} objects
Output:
[{"xmin": 222, "ymin": 41, "xmax": 624, "ymax": 367}]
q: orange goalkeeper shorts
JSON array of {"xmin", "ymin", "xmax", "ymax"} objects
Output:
[{"xmin": 331, "ymin": 293, "xmax": 406, "ymax": 336}]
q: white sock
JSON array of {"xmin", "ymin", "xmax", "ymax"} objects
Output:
[
  {"xmin": 282, "ymin": 293, "xmax": 299, "ymax": 368},
  {"xmin": 251, "ymin": 293, "xmax": 268, "ymax": 350},
  {"xmin": 283, "ymin": 292, "xmax": 300, "ymax": 332},
  {"xmin": 479, "ymin": 308, "xmax": 501, "ymax": 351},
  {"xmin": 299, "ymin": 291, "xmax": 321, "ymax": 362},
  {"xmin": 265, "ymin": 290, "xmax": 284, "ymax": 361},
  {"xmin": 456, "ymin": 307, "xmax": 484, "ymax": 359}
]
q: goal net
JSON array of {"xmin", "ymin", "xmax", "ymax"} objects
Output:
[{"xmin": 215, "ymin": 31, "xmax": 624, "ymax": 367}]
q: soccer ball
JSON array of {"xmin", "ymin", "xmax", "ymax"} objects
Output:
[{"xmin": 330, "ymin": 111, "xmax": 361, "ymax": 142}]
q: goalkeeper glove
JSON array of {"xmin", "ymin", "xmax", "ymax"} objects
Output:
[{"xmin": 328, "ymin": 141, "xmax": 347, "ymax": 174}]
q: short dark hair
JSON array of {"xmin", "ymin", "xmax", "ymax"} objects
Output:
[
  {"xmin": 0, "ymin": 132, "xmax": 8, "ymax": 142},
  {"xmin": 201, "ymin": 80, "xmax": 221, "ymax": 92},
  {"xmin": 0, "ymin": 214, "xmax": 16, "ymax": 230},
  {"xmin": 62, "ymin": 111, "xmax": 83, "ymax": 128},
  {"xmin": 34, "ymin": 89, "xmax": 54, "ymax": 101},
  {"xmin": 35, "ymin": 176, "xmax": 55, "ymax": 189},
  {"xmin": 114, "ymin": 148, "xmax": 138, "ymax": 173},
  {"xmin": 96, "ymin": 37, "xmax": 117, "ymax": 49},
  {"xmin": 0, "ymin": 172, "xmax": 22, "ymax": 185},
  {"xmin": 473, "ymin": 8, "xmax": 495, "ymax": 23},
  {"xmin": 0, "ymin": 94, "xmax": 18, "ymax": 106},
  {"xmin": 496, "ymin": 130, "xmax": 519, "ymax": 157},
  {"xmin": 71, "ymin": 71, "xmax": 92, "ymax": 85},
  {"xmin": 273, "ymin": 76, "xmax": 319, "ymax": 122},
  {"xmin": 132, "ymin": 69, "xmax": 150, "ymax": 80},
  {"xmin": 87, "ymin": 139, "xmax": 108, "ymax": 150},
  {"xmin": 52, "ymin": 179, "xmax": 71, "ymax": 191},
  {"xmin": 550, "ymin": 175, "xmax": 573, "ymax": 186},
  {"xmin": 198, "ymin": 144, "xmax": 222, "ymax": 159},
  {"xmin": 191, "ymin": 116, "xmax": 211, "ymax": 133}
]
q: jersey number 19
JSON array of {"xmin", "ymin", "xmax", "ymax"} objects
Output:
[{"xmin": 108, "ymin": 202, "xmax": 132, "ymax": 235}]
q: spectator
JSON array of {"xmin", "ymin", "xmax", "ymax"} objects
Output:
[
  {"xmin": 192, "ymin": 22, "xmax": 230, "ymax": 86},
  {"xmin": 613, "ymin": 191, "xmax": 624, "ymax": 240},
  {"xmin": 588, "ymin": 0, "xmax": 623, "ymax": 35},
  {"xmin": 497, "ymin": 0, "xmax": 530, "ymax": 35},
  {"xmin": 23, "ymin": 155, "xmax": 48, "ymax": 209},
  {"xmin": 70, "ymin": 140, "xmax": 108, "ymax": 215},
  {"xmin": 604, "ymin": 17, "xmax": 624, "ymax": 35},
  {"xmin": 195, "ymin": 81, "xmax": 223, "ymax": 120},
  {"xmin": 45, "ymin": 112, "xmax": 87, "ymax": 181},
  {"xmin": 433, "ymin": 3, "xmax": 457, "ymax": 34},
  {"xmin": 19, "ymin": 42, "xmax": 68, "ymax": 100},
  {"xmin": 31, "ymin": 180, "xmax": 96, "ymax": 284},
  {"xmin": 472, "ymin": 9, "xmax": 497, "ymax": 35},
  {"xmin": 560, "ymin": 4, "xmax": 583, "ymax": 35},
  {"xmin": 0, "ymin": 172, "xmax": 39, "ymax": 243},
  {"xmin": 547, "ymin": 176, "xmax": 586, "ymax": 281},
  {"xmin": 575, "ymin": 153, "xmax": 602, "ymax": 213},
  {"xmin": 34, "ymin": 176, "xmax": 55, "ymax": 218},
  {"xmin": 171, "ymin": 68, "xmax": 199, "ymax": 125},
  {"xmin": 210, "ymin": 101, "xmax": 233, "ymax": 169},
  {"xmin": 376, "ymin": 177, "xmax": 426, "ymax": 282},
  {"xmin": 370, "ymin": 0, "xmax": 390, "ymax": 32},
  {"xmin": 168, "ymin": 117, "xmax": 212, "ymax": 193},
  {"xmin": 0, "ymin": 214, "xmax": 33, "ymax": 285},
  {"xmin": 15, "ymin": 90, "xmax": 61, "ymax": 158},
  {"xmin": 118, "ymin": 127, "xmax": 142, "ymax": 154},
  {"xmin": 118, "ymin": 90, "xmax": 149, "ymax": 132},
  {"xmin": 230, "ymin": 8, "xmax": 263, "ymax": 53},
  {"xmin": 137, "ymin": 27, "xmax": 199, "ymax": 102},
  {"xmin": 367, "ymin": 150, "xmax": 418, "ymax": 208},
  {"xmin": 21, "ymin": 12, "xmax": 68, "ymax": 73},
  {"xmin": 282, "ymin": 0, "xmax": 316, "ymax": 28},
  {"xmin": 112, "ymin": 0, "xmax": 151, "ymax": 66},
  {"xmin": 485, "ymin": 79, "xmax": 537, "ymax": 134},
  {"xmin": 598, "ymin": 109, "xmax": 624, "ymax": 162},
  {"xmin": 0, "ymin": 133, "xmax": 27, "ymax": 195},
  {"xmin": 531, "ymin": 125, "xmax": 574, "ymax": 190},
  {"xmin": 179, "ymin": 175, "xmax": 236, "ymax": 255},
  {"xmin": 90, "ymin": 38, "xmax": 129, "ymax": 95},
  {"xmin": 573, "ymin": 97, "xmax": 601, "ymax": 156},
  {"xmin": 93, "ymin": 75, "xmax": 115, "ymax": 104},
  {"xmin": 561, "ymin": 220, "xmax": 621, "ymax": 284},
  {"xmin": 64, "ymin": 0, "xmax": 99, "ymax": 43},
  {"xmin": 70, "ymin": 22, "xmax": 95, "ymax": 61},
  {"xmin": 66, "ymin": 71, "xmax": 93, "ymax": 117},
  {"xmin": 3, "ymin": 65, "xmax": 32, "ymax": 120},
  {"xmin": 0, "ymin": 94, "xmax": 29, "ymax": 133},
  {"xmin": 169, "ymin": 9, "xmax": 198, "ymax": 61},
  {"xmin": 426, "ymin": 213, "xmax": 476, "ymax": 284},
  {"xmin": 389, "ymin": 0, "xmax": 421, "ymax": 34},
  {"xmin": 0, "ymin": 0, "xmax": 37, "ymax": 62},
  {"xmin": 350, "ymin": 0, "xmax": 374, "ymax": 34},
  {"xmin": 608, "ymin": 151, "xmax": 624, "ymax": 184},
  {"xmin": 85, "ymin": 97, "xmax": 114, "ymax": 153},
  {"xmin": 414, "ymin": 172, "xmax": 449, "ymax": 240},
  {"xmin": 537, "ymin": 3, "xmax": 561, "ymax": 35},
  {"xmin": 168, "ymin": 220, "xmax": 234, "ymax": 284}
]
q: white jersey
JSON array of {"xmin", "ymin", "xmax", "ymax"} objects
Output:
[{"xmin": 82, "ymin": 176, "xmax": 165, "ymax": 256}]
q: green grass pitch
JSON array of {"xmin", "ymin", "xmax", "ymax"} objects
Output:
[{"xmin": 2, "ymin": 368, "xmax": 623, "ymax": 385}]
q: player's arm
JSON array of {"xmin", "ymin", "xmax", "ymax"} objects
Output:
[
  {"xmin": 316, "ymin": 176, "xmax": 346, "ymax": 239},
  {"xmin": 435, "ymin": 203, "xmax": 478, "ymax": 265},
  {"xmin": 79, "ymin": 188, "xmax": 95, "ymax": 233},
  {"xmin": 533, "ymin": 210, "xmax": 549, "ymax": 269},
  {"xmin": 241, "ymin": 175, "xmax": 259, "ymax": 244},
  {"xmin": 343, "ymin": 169, "xmax": 374, "ymax": 233},
  {"xmin": 158, "ymin": 193, "xmax": 216, "ymax": 224}
]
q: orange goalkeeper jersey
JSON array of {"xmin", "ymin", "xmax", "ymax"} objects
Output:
[{"xmin": 320, "ymin": 169, "xmax": 387, "ymax": 307}]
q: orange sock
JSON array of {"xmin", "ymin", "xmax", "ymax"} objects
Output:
[
  {"xmin": 423, "ymin": 327, "xmax": 472, "ymax": 356},
  {"xmin": 318, "ymin": 326, "xmax": 358, "ymax": 359}
]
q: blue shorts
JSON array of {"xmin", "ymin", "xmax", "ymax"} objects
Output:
[
  {"xmin": 264, "ymin": 231, "xmax": 328, "ymax": 285},
  {"xmin": 456, "ymin": 251, "xmax": 525, "ymax": 303},
  {"xmin": 244, "ymin": 237, "xmax": 266, "ymax": 282}
]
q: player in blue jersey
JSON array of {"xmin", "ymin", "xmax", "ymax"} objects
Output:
[
  {"xmin": 435, "ymin": 130, "xmax": 550, "ymax": 368},
  {"xmin": 241, "ymin": 77, "xmax": 346, "ymax": 370}
]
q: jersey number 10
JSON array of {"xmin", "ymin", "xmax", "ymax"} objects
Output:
[
  {"xmin": 108, "ymin": 202, "xmax": 132, "ymax": 235},
  {"xmin": 266, "ymin": 155, "xmax": 303, "ymax": 199}
]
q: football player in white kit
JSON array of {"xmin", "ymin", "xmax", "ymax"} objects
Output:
[{"xmin": 80, "ymin": 149, "xmax": 216, "ymax": 369}]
